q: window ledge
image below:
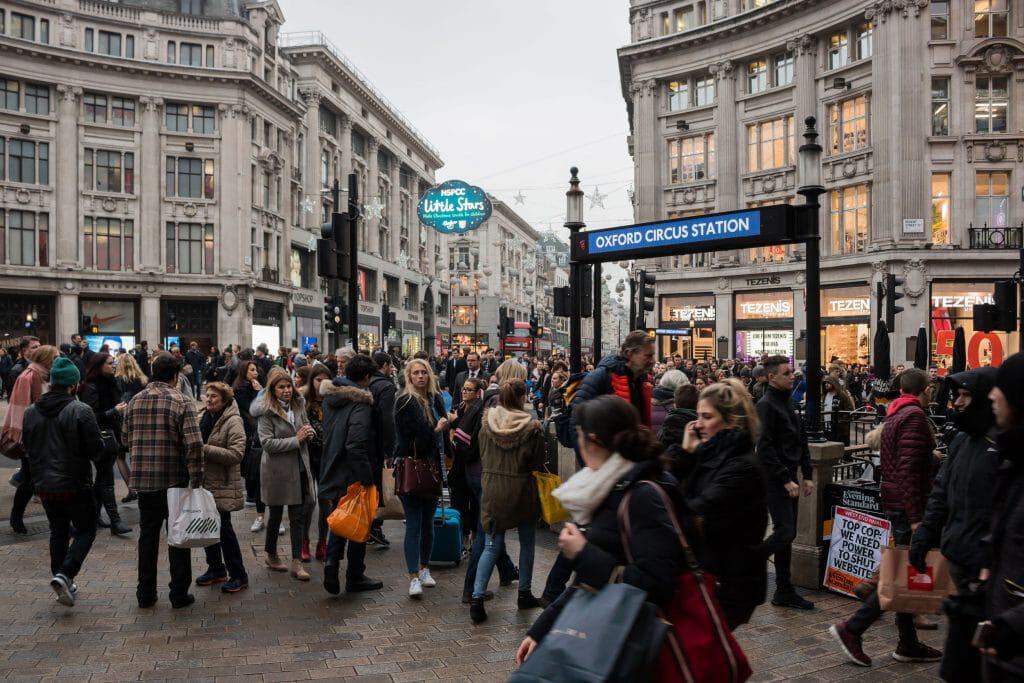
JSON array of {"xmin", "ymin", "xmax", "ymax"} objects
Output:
[
  {"xmin": 659, "ymin": 102, "xmax": 716, "ymax": 119},
  {"xmin": 163, "ymin": 130, "xmax": 220, "ymax": 138},
  {"xmin": 740, "ymin": 165, "xmax": 796, "ymax": 180},
  {"xmin": 825, "ymin": 146, "xmax": 873, "ymax": 162},
  {"xmin": 82, "ymin": 122, "xmax": 141, "ymax": 133},
  {"xmin": 927, "ymin": 135, "xmax": 958, "ymax": 143},
  {"xmin": 736, "ymin": 82, "xmax": 796, "ymax": 104},
  {"xmin": 2, "ymin": 110, "xmax": 56, "ymax": 123},
  {"xmin": 0, "ymin": 180, "xmax": 51, "ymax": 190},
  {"xmin": 820, "ymin": 58, "xmax": 872, "ymax": 80},
  {"xmin": 166, "ymin": 197, "xmax": 215, "ymax": 204}
]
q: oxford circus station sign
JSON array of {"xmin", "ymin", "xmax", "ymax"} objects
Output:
[{"xmin": 418, "ymin": 179, "xmax": 492, "ymax": 235}]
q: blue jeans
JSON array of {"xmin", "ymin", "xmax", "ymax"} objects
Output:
[
  {"xmin": 463, "ymin": 472, "xmax": 518, "ymax": 596},
  {"xmin": 473, "ymin": 524, "xmax": 534, "ymax": 599},
  {"xmin": 400, "ymin": 494, "xmax": 437, "ymax": 574}
]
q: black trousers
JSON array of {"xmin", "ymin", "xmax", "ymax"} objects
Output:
[
  {"xmin": 203, "ymin": 511, "xmax": 247, "ymax": 581},
  {"xmin": 761, "ymin": 472, "xmax": 799, "ymax": 593},
  {"xmin": 11, "ymin": 457, "xmax": 34, "ymax": 523},
  {"xmin": 941, "ymin": 563, "xmax": 983, "ymax": 682},
  {"xmin": 41, "ymin": 489, "xmax": 97, "ymax": 579},
  {"xmin": 137, "ymin": 489, "xmax": 192, "ymax": 604},
  {"xmin": 542, "ymin": 552, "xmax": 574, "ymax": 603},
  {"xmin": 846, "ymin": 511, "xmax": 919, "ymax": 645},
  {"xmin": 266, "ymin": 504, "xmax": 305, "ymax": 559},
  {"xmin": 323, "ymin": 496, "xmax": 367, "ymax": 580}
]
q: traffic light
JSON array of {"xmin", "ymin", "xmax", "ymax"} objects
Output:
[
  {"xmin": 529, "ymin": 315, "xmax": 539, "ymax": 338},
  {"xmin": 553, "ymin": 287, "xmax": 570, "ymax": 317},
  {"xmin": 382, "ymin": 303, "xmax": 391, "ymax": 336},
  {"xmin": 320, "ymin": 211, "xmax": 351, "ymax": 281},
  {"xmin": 973, "ymin": 303, "xmax": 998, "ymax": 333},
  {"xmin": 884, "ymin": 273, "xmax": 904, "ymax": 330},
  {"xmin": 324, "ymin": 296, "xmax": 343, "ymax": 333},
  {"xmin": 316, "ymin": 238, "xmax": 337, "ymax": 279},
  {"xmin": 637, "ymin": 270, "xmax": 656, "ymax": 327},
  {"xmin": 498, "ymin": 306, "xmax": 514, "ymax": 337},
  {"xmin": 993, "ymin": 280, "xmax": 1017, "ymax": 332},
  {"xmin": 580, "ymin": 265, "xmax": 593, "ymax": 318}
]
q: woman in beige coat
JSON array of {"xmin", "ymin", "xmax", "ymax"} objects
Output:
[
  {"xmin": 251, "ymin": 367, "xmax": 315, "ymax": 580},
  {"xmin": 194, "ymin": 382, "xmax": 249, "ymax": 593}
]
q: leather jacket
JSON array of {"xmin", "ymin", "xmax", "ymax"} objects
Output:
[{"xmin": 22, "ymin": 391, "xmax": 104, "ymax": 493}]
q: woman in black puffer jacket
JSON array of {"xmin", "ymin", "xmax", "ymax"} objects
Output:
[
  {"xmin": 679, "ymin": 378, "xmax": 767, "ymax": 630},
  {"xmin": 517, "ymin": 395, "xmax": 686, "ymax": 668},
  {"xmin": 78, "ymin": 353, "xmax": 131, "ymax": 536}
]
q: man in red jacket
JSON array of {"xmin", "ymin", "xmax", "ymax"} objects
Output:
[{"xmin": 830, "ymin": 368, "xmax": 942, "ymax": 667}]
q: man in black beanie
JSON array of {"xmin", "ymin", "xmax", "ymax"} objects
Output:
[{"xmin": 977, "ymin": 353, "xmax": 1024, "ymax": 681}]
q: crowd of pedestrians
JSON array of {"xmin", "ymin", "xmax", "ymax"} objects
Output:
[{"xmin": 2, "ymin": 331, "xmax": 1022, "ymax": 682}]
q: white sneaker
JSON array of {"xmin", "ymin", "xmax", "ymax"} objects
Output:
[
  {"xmin": 50, "ymin": 573, "xmax": 75, "ymax": 606},
  {"xmin": 409, "ymin": 577, "xmax": 423, "ymax": 597},
  {"xmin": 250, "ymin": 516, "xmax": 264, "ymax": 532},
  {"xmin": 418, "ymin": 568, "xmax": 437, "ymax": 588}
]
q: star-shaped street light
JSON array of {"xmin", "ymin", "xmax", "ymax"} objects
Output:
[
  {"xmin": 363, "ymin": 197, "xmax": 385, "ymax": 220},
  {"xmin": 513, "ymin": 191, "xmax": 526, "ymax": 205},
  {"xmin": 589, "ymin": 186, "xmax": 606, "ymax": 210}
]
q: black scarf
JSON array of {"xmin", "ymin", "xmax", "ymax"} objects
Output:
[{"xmin": 200, "ymin": 408, "xmax": 222, "ymax": 444}]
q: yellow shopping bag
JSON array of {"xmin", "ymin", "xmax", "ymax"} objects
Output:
[{"xmin": 534, "ymin": 469, "xmax": 569, "ymax": 525}]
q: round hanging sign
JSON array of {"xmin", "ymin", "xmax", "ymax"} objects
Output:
[{"xmin": 417, "ymin": 179, "xmax": 491, "ymax": 234}]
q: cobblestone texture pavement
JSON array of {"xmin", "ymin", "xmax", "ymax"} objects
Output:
[{"xmin": 0, "ymin": 457, "xmax": 943, "ymax": 682}]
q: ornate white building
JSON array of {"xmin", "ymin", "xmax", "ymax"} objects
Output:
[{"xmin": 620, "ymin": 0, "xmax": 1020, "ymax": 368}]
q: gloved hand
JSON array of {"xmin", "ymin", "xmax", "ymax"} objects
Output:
[
  {"xmin": 356, "ymin": 466, "xmax": 374, "ymax": 488},
  {"xmin": 908, "ymin": 541, "xmax": 929, "ymax": 573}
]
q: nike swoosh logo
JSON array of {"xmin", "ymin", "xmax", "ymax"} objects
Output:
[{"xmin": 91, "ymin": 314, "xmax": 125, "ymax": 325}]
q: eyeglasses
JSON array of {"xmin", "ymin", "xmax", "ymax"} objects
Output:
[{"xmin": 461, "ymin": 387, "xmax": 476, "ymax": 392}]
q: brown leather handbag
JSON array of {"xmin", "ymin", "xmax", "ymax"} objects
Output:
[{"xmin": 394, "ymin": 444, "xmax": 441, "ymax": 498}]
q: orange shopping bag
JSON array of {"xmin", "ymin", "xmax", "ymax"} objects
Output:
[{"xmin": 327, "ymin": 483, "xmax": 379, "ymax": 543}]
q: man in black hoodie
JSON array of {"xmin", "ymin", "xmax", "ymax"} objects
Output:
[
  {"xmin": 319, "ymin": 354, "xmax": 383, "ymax": 595},
  {"xmin": 755, "ymin": 355, "xmax": 815, "ymax": 610},
  {"xmin": 21, "ymin": 357, "xmax": 104, "ymax": 607},
  {"xmin": 366, "ymin": 352, "xmax": 397, "ymax": 547},
  {"xmin": 978, "ymin": 353, "xmax": 1024, "ymax": 681}
]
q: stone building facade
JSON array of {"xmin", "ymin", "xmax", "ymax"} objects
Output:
[
  {"xmin": 619, "ymin": 0, "xmax": 1021, "ymax": 369},
  {"xmin": 0, "ymin": 0, "xmax": 442, "ymax": 355}
]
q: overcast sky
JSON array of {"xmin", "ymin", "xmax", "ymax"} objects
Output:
[{"xmin": 282, "ymin": 0, "xmax": 634, "ymax": 290}]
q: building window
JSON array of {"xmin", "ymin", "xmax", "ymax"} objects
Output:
[
  {"xmin": 181, "ymin": 0, "xmax": 203, "ymax": 15},
  {"xmin": 165, "ymin": 222, "xmax": 213, "ymax": 274},
  {"xmin": 167, "ymin": 41, "xmax": 176, "ymax": 63},
  {"xmin": 975, "ymin": 0, "xmax": 1009, "ymax": 38},
  {"xmin": 165, "ymin": 103, "xmax": 215, "ymax": 133},
  {"xmin": 773, "ymin": 53, "xmax": 794, "ymax": 86},
  {"xmin": 695, "ymin": 76, "xmax": 715, "ymax": 106},
  {"xmin": 673, "ymin": 6, "xmax": 696, "ymax": 31},
  {"xmin": 3, "ymin": 138, "xmax": 48, "ymax": 185},
  {"xmin": 165, "ymin": 103, "xmax": 187, "ymax": 131},
  {"xmin": 3, "ymin": 210, "xmax": 48, "ymax": 266},
  {"xmin": 165, "ymin": 157, "xmax": 214, "ymax": 199},
  {"xmin": 830, "ymin": 185, "xmax": 869, "ymax": 255},
  {"xmin": 668, "ymin": 133, "xmax": 715, "ymax": 183},
  {"xmin": 747, "ymin": 199, "xmax": 793, "ymax": 262},
  {"xmin": 931, "ymin": 77, "xmax": 950, "ymax": 135},
  {"xmin": 931, "ymin": 1, "xmax": 949, "ymax": 39},
  {"xmin": 84, "ymin": 149, "xmax": 133, "ymax": 194},
  {"xmin": 746, "ymin": 115, "xmax": 795, "ymax": 171},
  {"xmin": 1, "ymin": 79, "xmax": 19, "ymax": 110},
  {"xmin": 828, "ymin": 32, "xmax": 849, "ymax": 70},
  {"xmin": 205, "ymin": 45, "xmax": 214, "ymax": 66},
  {"xmin": 668, "ymin": 81, "xmax": 689, "ymax": 110},
  {"xmin": 84, "ymin": 28, "xmax": 93, "ymax": 52},
  {"xmin": 111, "ymin": 97, "xmax": 135, "ymax": 127},
  {"xmin": 827, "ymin": 95, "xmax": 869, "ymax": 154},
  {"xmin": 192, "ymin": 105, "xmax": 215, "ymax": 133},
  {"xmin": 83, "ymin": 217, "xmax": 133, "ymax": 270},
  {"xmin": 747, "ymin": 59, "xmax": 767, "ymax": 94},
  {"xmin": 10, "ymin": 12, "xmax": 34, "ymax": 41},
  {"xmin": 931, "ymin": 173, "xmax": 950, "ymax": 245},
  {"xmin": 179, "ymin": 42, "xmax": 202, "ymax": 66},
  {"xmin": 98, "ymin": 30, "xmax": 121, "ymax": 56},
  {"xmin": 976, "ymin": 171, "xmax": 1009, "ymax": 227},
  {"xmin": 125, "ymin": 34, "xmax": 134, "ymax": 58},
  {"xmin": 24, "ymin": 84, "xmax": 48, "ymax": 114},
  {"xmin": 452, "ymin": 305, "xmax": 477, "ymax": 326},
  {"xmin": 976, "ymin": 76, "xmax": 1008, "ymax": 133},
  {"xmin": 84, "ymin": 93, "xmax": 107, "ymax": 123},
  {"xmin": 39, "ymin": 18, "xmax": 48, "ymax": 44},
  {"xmin": 856, "ymin": 22, "xmax": 873, "ymax": 59}
]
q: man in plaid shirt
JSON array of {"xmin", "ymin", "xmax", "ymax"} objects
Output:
[{"xmin": 122, "ymin": 352, "xmax": 204, "ymax": 609}]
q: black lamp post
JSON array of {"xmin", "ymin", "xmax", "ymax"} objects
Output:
[
  {"xmin": 797, "ymin": 116, "xmax": 825, "ymax": 442},
  {"xmin": 566, "ymin": 167, "xmax": 585, "ymax": 374}
]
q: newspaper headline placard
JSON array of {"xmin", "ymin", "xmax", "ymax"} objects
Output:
[{"xmin": 824, "ymin": 506, "xmax": 892, "ymax": 597}]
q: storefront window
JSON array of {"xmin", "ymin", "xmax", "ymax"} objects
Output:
[
  {"xmin": 357, "ymin": 327, "xmax": 379, "ymax": 353},
  {"xmin": 931, "ymin": 282, "xmax": 1018, "ymax": 372},
  {"xmin": 734, "ymin": 290, "xmax": 794, "ymax": 360},
  {"xmin": 403, "ymin": 335, "xmax": 421, "ymax": 358},
  {"xmin": 451, "ymin": 305, "xmax": 477, "ymax": 326},
  {"xmin": 660, "ymin": 295, "xmax": 715, "ymax": 323},
  {"xmin": 735, "ymin": 290, "xmax": 794, "ymax": 321},
  {"xmin": 735, "ymin": 330, "xmax": 794, "ymax": 360},
  {"xmin": 451, "ymin": 333, "xmax": 488, "ymax": 355}
]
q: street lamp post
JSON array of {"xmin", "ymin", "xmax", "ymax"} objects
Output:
[
  {"xmin": 797, "ymin": 116, "xmax": 825, "ymax": 441},
  {"xmin": 566, "ymin": 167, "xmax": 585, "ymax": 374}
]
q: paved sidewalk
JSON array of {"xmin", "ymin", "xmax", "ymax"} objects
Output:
[{"xmin": 0, "ymin": 493, "xmax": 944, "ymax": 683}]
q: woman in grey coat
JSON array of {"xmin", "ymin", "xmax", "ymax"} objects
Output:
[{"xmin": 252, "ymin": 367, "xmax": 315, "ymax": 581}]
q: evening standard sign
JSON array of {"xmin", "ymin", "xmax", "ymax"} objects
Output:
[
  {"xmin": 824, "ymin": 507, "xmax": 892, "ymax": 597},
  {"xmin": 571, "ymin": 204, "xmax": 796, "ymax": 263}
]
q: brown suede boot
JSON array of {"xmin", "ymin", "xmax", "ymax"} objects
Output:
[
  {"xmin": 265, "ymin": 553, "xmax": 288, "ymax": 572},
  {"xmin": 290, "ymin": 559, "xmax": 310, "ymax": 581}
]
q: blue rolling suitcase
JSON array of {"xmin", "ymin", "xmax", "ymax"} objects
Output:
[{"xmin": 429, "ymin": 503, "xmax": 462, "ymax": 565}]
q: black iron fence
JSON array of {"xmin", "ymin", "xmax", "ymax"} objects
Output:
[{"xmin": 968, "ymin": 223, "xmax": 1024, "ymax": 249}]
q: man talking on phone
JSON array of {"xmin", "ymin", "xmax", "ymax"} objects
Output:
[{"xmin": 755, "ymin": 355, "xmax": 815, "ymax": 611}]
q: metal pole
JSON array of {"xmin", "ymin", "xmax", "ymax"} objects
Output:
[
  {"xmin": 566, "ymin": 167, "xmax": 584, "ymax": 374},
  {"xmin": 593, "ymin": 262, "xmax": 602, "ymax": 361},
  {"xmin": 629, "ymin": 272, "xmax": 637, "ymax": 331},
  {"xmin": 346, "ymin": 173, "xmax": 359, "ymax": 351},
  {"xmin": 798, "ymin": 118, "xmax": 825, "ymax": 442},
  {"xmin": 1019, "ymin": 248, "xmax": 1023, "ymax": 352}
]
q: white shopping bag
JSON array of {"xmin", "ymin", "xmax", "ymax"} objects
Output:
[{"xmin": 166, "ymin": 487, "xmax": 221, "ymax": 548}]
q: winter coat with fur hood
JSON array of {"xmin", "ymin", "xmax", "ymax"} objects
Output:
[{"xmin": 318, "ymin": 378, "xmax": 373, "ymax": 501}]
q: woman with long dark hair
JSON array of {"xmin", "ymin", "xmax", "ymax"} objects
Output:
[
  {"xmin": 516, "ymin": 395, "xmax": 685, "ymax": 666},
  {"xmin": 78, "ymin": 353, "xmax": 131, "ymax": 536},
  {"xmin": 232, "ymin": 360, "xmax": 269, "ymax": 533},
  {"xmin": 297, "ymin": 363, "xmax": 332, "ymax": 562}
]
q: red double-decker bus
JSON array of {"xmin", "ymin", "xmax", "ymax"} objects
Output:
[{"xmin": 503, "ymin": 321, "xmax": 551, "ymax": 358}]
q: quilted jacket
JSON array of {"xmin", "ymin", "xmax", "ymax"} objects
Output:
[{"xmin": 879, "ymin": 393, "xmax": 936, "ymax": 523}]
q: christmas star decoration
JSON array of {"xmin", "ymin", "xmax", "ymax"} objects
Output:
[
  {"xmin": 513, "ymin": 191, "xmax": 526, "ymax": 205},
  {"xmin": 589, "ymin": 186, "xmax": 607, "ymax": 210},
  {"xmin": 300, "ymin": 195, "xmax": 317, "ymax": 214},
  {"xmin": 363, "ymin": 197, "xmax": 385, "ymax": 220},
  {"xmin": 397, "ymin": 252, "xmax": 411, "ymax": 269}
]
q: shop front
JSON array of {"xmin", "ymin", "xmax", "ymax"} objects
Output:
[
  {"xmin": 162, "ymin": 299, "xmax": 217, "ymax": 351},
  {"xmin": 358, "ymin": 302, "xmax": 379, "ymax": 352},
  {"xmin": 452, "ymin": 333, "xmax": 488, "ymax": 354},
  {"xmin": 251, "ymin": 300, "xmax": 283, "ymax": 351},
  {"xmin": 659, "ymin": 294, "xmax": 716, "ymax": 361},
  {"xmin": 0, "ymin": 293, "xmax": 55, "ymax": 345},
  {"xmin": 290, "ymin": 305, "xmax": 322, "ymax": 353},
  {"xmin": 931, "ymin": 281, "xmax": 1019, "ymax": 372},
  {"xmin": 80, "ymin": 298, "xmax": 139, "ymax": 353},
  {"xmin": 734, "ymin": 290, "xmax": 794, "ymax": 360},
  {"xmin": 820, "ymin": 285, "xmax": 871, "ymax": 365}
]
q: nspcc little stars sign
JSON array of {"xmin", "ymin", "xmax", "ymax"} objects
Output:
[{"xmin": 417, "ymin": 179, "xmax": 492, "ymax": 235}]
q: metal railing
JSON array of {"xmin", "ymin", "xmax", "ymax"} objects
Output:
[
  {"xmin": 279, "ymin": 31, "xmax": 442, "ymax": 161},
  {"xmin": 260, "ymin": 267, "xmax": 279, "ymax": 283},
  {"xmin": 968, "ymin": 223, "xmax": 1024, "ymax": 249}
]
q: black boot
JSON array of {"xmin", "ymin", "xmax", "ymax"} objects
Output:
[
  {"xmin": 469, "ymin": 598, "xmax": 487, "ymax": 624},
  {"xmin": 323, "ymin": 563, "xmax": 341, "ymax": 595},
  {"xmin": 102, "ymin": 486, "xmax": 131, "ymax": 536},
  {"xmin": 518, "ymin": 591, "xmax": 541, "ymax": 609}
]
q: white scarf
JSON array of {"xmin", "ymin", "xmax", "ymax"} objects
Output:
[{"xmin": 553, "ymin": 452, "xmax": 634, "ymax": 525}]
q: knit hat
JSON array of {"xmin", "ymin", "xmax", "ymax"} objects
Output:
[
  {"xmin": 49, "ymin": 356, "xmax": 81, "ymax": 388},
  {"xmin": 995, "ymin": 352, "xmax": 1024, "ymax": 416}
]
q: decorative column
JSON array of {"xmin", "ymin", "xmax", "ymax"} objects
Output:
[
  {"xmin": 787, "ymin": 35, "xmax": 817, "ymax": 127},
  {"xmin": 390, "ymin": 157, "xmax": 402, "ymax": 261},
  {"xmin": 366, "ymin": 137, "xmax": 380, "ymax": 256},
  {"xmin": 338, "ymin": 114, "xmax": 353, "ymax": 181},
  {"xmin": 219, "ymin": 104, "xmax": 243, "ymax": 276},
  {"xmin": 710, "ymin": 61, "xmax": 738, "ymax": 211},
  {"xmin": 138, "ymin": 95, "xmax": 163, "ymax": 271},
  {"xmin": 55, "ymin": 84, "xmax": 81, "ymax": 268},
  {"xmin": 630, "ymin": 78, "xmax": 660, "ymax": 223},
  {"xmin": 867, "ymin": 0, "xmax": 930, "ymax": 244},
  {"xmin": 299, "ymin": 88, "xmax": 322, "ymax": 231}
]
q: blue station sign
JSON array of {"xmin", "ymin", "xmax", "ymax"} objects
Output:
[
  {"xmin": 570, "ymin": 204, "xmax": 797, "ymax": 263},
  {"xmin": 417, "ymin": 179, "xmax": 492, "ymax": 235}
]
